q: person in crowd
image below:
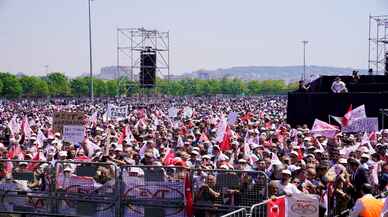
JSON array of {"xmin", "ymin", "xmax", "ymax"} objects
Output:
[
  {"xmin": 350, "ymin": 184, "xmax": 384, "ymax": 217},
  {"xmin": 297, "ymin": 80, "xmax": 310, "ymax": 92},
  {"xmin": 0, "ymin": 95, "xmax": 387, "ymax": 216},
  {"xmin": 331, "ymin": 77, "xmax": 348, "ymax": 93}
]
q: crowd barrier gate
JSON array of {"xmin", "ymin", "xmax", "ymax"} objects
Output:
[{"xmin": 0, "ymin": 161, "xmax": 269, "ymax": 217}]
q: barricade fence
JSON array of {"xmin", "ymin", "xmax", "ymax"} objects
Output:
[{"xmin": 0, "ymin": 160, "xmax": 269, "ymax": 217}]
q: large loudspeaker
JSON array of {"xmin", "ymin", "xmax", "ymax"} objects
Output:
[{"xmin": 140, "ymin": 47, "xmax": 156, "ymax": 88}]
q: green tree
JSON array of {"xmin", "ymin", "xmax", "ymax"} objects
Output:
[
  {"xmin": 19, "ymin": 76, "xmax": 49, "ymax": 97},
  {"xmin": 0, "ymin": 79, "xmax": 3, "ymax": 96},
  {"xmin": 70, "ymin": 77, "xmax": 89, "ymax": 97},
  {"xmin": 44, "ymin": 72, "xmax": 70, "ymax": 96},
  {"xmin": 0, "ymin": 73, "xmax": 22, "ymax": 98}
]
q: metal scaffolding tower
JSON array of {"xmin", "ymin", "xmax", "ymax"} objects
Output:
[
  {"xmin": 368, "ymin": 15, "xmax": 388, "ymax": 75},
  {"xmin": 116, "ymin": 28, "xmax": 170, "ymax": 95}
]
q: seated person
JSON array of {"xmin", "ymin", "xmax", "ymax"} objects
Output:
[{"xmin": 331, "ymin": 77, "xmax": 348, "ymax": 93}]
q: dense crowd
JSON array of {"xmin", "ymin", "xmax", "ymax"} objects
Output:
[{"xmin": 0, "ymin": 96, "xmax": 387, "ymax": 217}]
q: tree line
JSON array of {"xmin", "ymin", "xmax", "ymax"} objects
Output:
[{"xmin": 0, "ymin": 72, "xmax": 298, "ymax": 98}]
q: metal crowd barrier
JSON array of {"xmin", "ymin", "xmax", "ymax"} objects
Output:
[
  {"xmin": 220, "ymin": 208, "xmax": 247, "ymax": 217},
  {"xmin": 191, "ymin": 168, "xmax": 268, "ymax": 216},
  {"xmin": 120, "ymin": 165, "xmax": 187, "ymax": 217},
  {"xmin": 0, "ymin": 161, "xmax": 270, "ymax": 217},
  {"xmin": 54, "ymin": 161, "xmax": 119, "ymax": 217}
]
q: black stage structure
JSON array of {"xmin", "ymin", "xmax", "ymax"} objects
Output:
[{"xmin": 287, "ymin": 75, "xmax": 388, "ymax": 128}]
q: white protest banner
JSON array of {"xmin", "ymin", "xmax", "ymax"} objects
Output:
[
  {"xmin": 311, "ymin": 119, "xmax": 339, "ymax": 138},
  {"xmin": 168, "ymin": 107, "xmax": 178, "ymax": 118},
  {"xmin": 287, "ymin": 193, "xmax": 320, "ymax": 217},
  {"xmin": 123, "ymin": 174, "xmax": 184, "ymax": 217},
  {"xmin": 107, "ymin": 104, "xmax": 128, "ymax": 120},
  {"xmin": 183, "ymin": 107, "xmax": 193, "ymax": 118},
  {"xmin": 343, "ymin": 117, "xmax": 378, "ymax": 133},
  {"xmin": 63, "ymin": 125, "xmax": 84, "ymax": 144},
  {"xmin": 227, "ymin": 112, "xmax": 238, "ymax": 125}
]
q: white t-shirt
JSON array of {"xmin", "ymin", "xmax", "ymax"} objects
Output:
[
  {"xmin": 275, "ymin": 181, "xmax": 301, "ymax": 194},
  {"xmin": 331, "ymin": 81, "xmax": 347, "ymax": 93}
]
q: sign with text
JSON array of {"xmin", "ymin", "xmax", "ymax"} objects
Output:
[
  {"xmin": 227, "ymin": 112, "xmax": 238, "ymax": 125},
  {"xmin": 107, "ymin": 104, "xmax": 128, "ymax": 120},
  {"xmin": 53, "ymin": 112, "xmax": 84, "ymax": 134},
  {"xmin": 343, "ymin": 117, "xmax": 378, "ymax": 133},
  {"xmin": 168, "ymin": 107, "xmax": 178, "ymax": 118},
  {"xmin": 287, "ymin": 193, "xmax": 319, "ymax": 217},
  {"xmin": 123, "ymin": 174, "xmax": 184, "ymax": 217},
  {"xmin": 63, "ymin": 125, "xmax": 84, "ymax": 145}
]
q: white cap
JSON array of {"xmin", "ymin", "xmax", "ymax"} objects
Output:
[
  {"xmin": 361, "ymin": 153, "xmax": 370, "ymax": 159},
  {"xmin": 238, "ymin": 159, "xmax": 247, "ymax": 163},
  {"xmin": 338, "ymin": 158, "xmax": 347, "ymax": 164},
  {"xmin": 202, "ymin": 155, "xmax": 211, "ymax": 160},
  {"xmin": 64, "ymin": 167, "xmax": 73, "ymax": 172},
  {"xmin": 281, "ymin": 169, "xmax": 292, "ymax": 175}
]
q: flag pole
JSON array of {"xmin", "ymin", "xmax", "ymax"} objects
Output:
[{"xmin": 328, "ymin": 115, "xmax": 331, "ymax": 125}]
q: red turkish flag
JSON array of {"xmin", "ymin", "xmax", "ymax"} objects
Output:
[
  {"xmin": 342, "ymin": 104, "xmax": 352, "ymax": 127},
  {"xmin": 184, "ymin": 173, "xmax": 193, "ymax": 217},
  {"xmin": 220, "ymin": 126, "xmax": 232, "ymax": 151},
  {"xmin": 267, "ymin": 196, "xmax": 286, "ymax": 217}
]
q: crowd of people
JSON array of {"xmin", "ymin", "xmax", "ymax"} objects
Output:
[{"xmin": 0, "ymin": 95, "xmax": 387, "ymax": 217}]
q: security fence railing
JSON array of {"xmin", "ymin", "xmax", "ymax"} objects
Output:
[{"xmin": 0, "ymin": 160, "xmax": 269, "ymax": 217}]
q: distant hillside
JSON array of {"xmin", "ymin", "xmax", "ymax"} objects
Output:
[
  {"xmin": 171, "ymin": 65, "xmax": 367, "ymax": 83},
  {"xmin": 85, "ymin": 65, "xmax": 367, "ymax": 82}
]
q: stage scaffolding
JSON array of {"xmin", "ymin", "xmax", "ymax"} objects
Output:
[
  {"xmin": 116, "ymin": 28, "xmax": 170, "ymax": 95},
  {"xmin": 368, "ymin": 14, "xmax": 388, "ymax": 75}
]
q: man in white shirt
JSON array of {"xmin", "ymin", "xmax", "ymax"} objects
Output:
[
  {"xmin": 275, "ymin": 169, "xmax": 301, "ymax": 195},
  {"xmin": 331, "ymin": 77, "xmax": 348, "ymax": 93}
]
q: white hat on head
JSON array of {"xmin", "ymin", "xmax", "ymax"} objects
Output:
[
  {"xmin": 361, "ymin": 153, "xmax": 370, "ymax": 159},
  {"xmin": 281, "ymin": 169, "xmax": 292, "ymax": 176}
]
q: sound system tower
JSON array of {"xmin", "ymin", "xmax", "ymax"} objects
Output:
[{"xmin": 140, "ymin": 47, "xmax": 156, "ymax": 88}]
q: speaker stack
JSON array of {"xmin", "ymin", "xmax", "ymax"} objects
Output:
[{"xmin": 140, "ymin": 47, "xmax": 156, "ymax": 88}]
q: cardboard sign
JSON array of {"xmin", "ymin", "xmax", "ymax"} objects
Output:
[
  {"xmin": 343, "ymin": 118, "xmax": 378, "ymax": 133},
  {"xmin": 63, "ymin": 125, "xmax": 84, "ymax": 145},
  {"xmin": 53, "ymin": 112, "xmax": 84, "ymax": 134}
]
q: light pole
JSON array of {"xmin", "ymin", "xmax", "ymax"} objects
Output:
[
  {"xmin": 302, "ymin": 40, "xmax": 309, "ymax": 81},
  {"xmin": 88, "ymin": 0, "xmax": 94, "ymax": 101}
]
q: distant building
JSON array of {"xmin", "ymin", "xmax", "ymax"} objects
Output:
[{"xmin": 99, "ymin": 66, "xmax": 130, "ymax": 80}]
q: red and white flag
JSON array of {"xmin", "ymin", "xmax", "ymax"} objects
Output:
[
  {"xmin": 21, "ymin": 116, "xmax": 32, "ymax": 139},
  {"xmin": 215, "ymin": 117, "xmax": 228, "ymax": 142},
  {"xmin": 8, "ymin": 115, "xmax": 19, "ymax": 137},
  {"xmin": 220, "ymin": 126, "xmax": 232, "ymax": 151},
  {"xmin": 163, "ymin": 148, "xmax": 175, "ymax": 166},
  {"xmin": 267, "ymin": 196, "xmax": 286, "ymax": 217},
  {"xmin": 343, "ymin": 104, "xmax": 367, "ymax": 127},
  {"xmin": 36, "ymin": 129, "xmax": 46, "ymax": 148},
  {"xmin": 184, "ymin": 173, "xmax": 193, "ymax": 217},
  {"xmin": 311, "ymin": 119, "xmax": 339, "ymax": 138}
]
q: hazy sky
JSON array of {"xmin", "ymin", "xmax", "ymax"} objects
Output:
[{"xmin": 0, "ymin": 0, "xmax": 387, "ymax": 76}]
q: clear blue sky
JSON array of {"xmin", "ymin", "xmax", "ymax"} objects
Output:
[{"xmin": 0, "ymin": 0, "xmax": 387, "ymax": 76}]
